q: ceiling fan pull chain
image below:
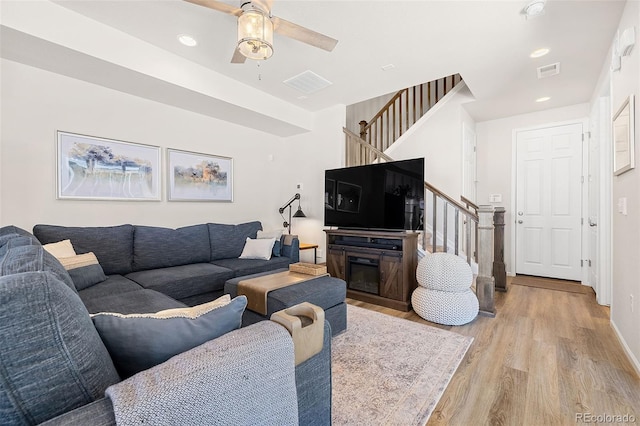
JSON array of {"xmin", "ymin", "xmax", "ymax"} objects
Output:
[{"xmin": 257, "ymin": 60, "xmax": 262, "ymax": 81}]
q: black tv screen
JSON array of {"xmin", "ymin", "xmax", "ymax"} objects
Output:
[{"xmin": 324, "ymin": 158, "xmax": 424, "ymax": 231}]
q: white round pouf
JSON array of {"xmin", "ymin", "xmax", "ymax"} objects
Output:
[
  {"xmin": 416, "ymin": 252, "xmax": 472, "ymax": 292},
  {"xmin": 412, "ymin": 286, "xmax": 479, "ymax": 326}
]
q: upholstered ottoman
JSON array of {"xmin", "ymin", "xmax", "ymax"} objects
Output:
[
  {"xmin": 411, "ymin": 253, "xmax": 479, "ymax": 326},
  {"xmin": 224, "ymin": 268, "xmax": 347, "ymax": 336}
]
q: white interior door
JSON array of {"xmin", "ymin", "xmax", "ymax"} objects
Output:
[{"xmin": 515, "ymin": 123, "xmax": 583, "ymax": 281}]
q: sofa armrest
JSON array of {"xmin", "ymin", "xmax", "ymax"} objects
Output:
[
  {"xmin": 38, "ymin": 398, "xmax": 115, "ymax": 426},
  {"xmin": 282, "ymin": 236, "xmax": 300, "ymax": 263},
  {"xmin": 40, "ymin": 319, "xmax": 331, "ymax": 426}
]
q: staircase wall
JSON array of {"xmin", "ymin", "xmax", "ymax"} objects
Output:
[
  {"xmin": 379, "ymin": 84, "xmax": 476, "ymax": 254},
  {"xmin": 384, "ymin": 84, "xmax": 476, "ymax": 200}
]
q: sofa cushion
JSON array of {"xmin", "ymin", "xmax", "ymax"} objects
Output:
[
  {"xmin": 33, "ymin": 224, "xmax": 134, "ymax": 276},
  {"xmin": 0, "ymin": 271, "xmax": 120, "ymax": 425},
  {"xmin": 0, "ymin": 235, "xmax": 40, "ymax": 257},
  {"xmin": 0, "ymin": 225, "xmax": 34, "ymax": 238},
  {"xmin": 211, "ymin": 256, "xmax": 292, "ymax": 277},
  {"xmin": 0, "ymin": 245, "xmax": 77, "ymax": 293},
  {"xmin": 126, "ymin": 263, "xmax": 235, "ymax": 300},
  {"xmin": 208, "ymin": 221, "xmax": 262, "ymax": 260},
  {"xmin": 78, "ymin": 275, "xmax": 143, "ymax": 307},
  {"xmin": 59, "ymin": 253, "xmax": 108, "ymax": 291},
  {"xmin": 91, "ymin": 295, "xmax": 247, "ymax": 378},
  {"xmin": 132, "ymin": 224, "xmax": 211, "ymax": 271},
  {"xmin": 82, "ymin": 289, "xmax": 185, "ymax": 316},
  {"xmin": 0, "ymin": 232, "xmax": 21, "ymax": 247}
]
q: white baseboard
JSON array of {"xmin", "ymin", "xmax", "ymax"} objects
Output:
[{"xmin": 610, "ymin": 319, "xmax": 640, "ymax": 378}]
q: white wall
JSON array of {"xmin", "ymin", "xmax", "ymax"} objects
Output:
[
  {"xmin": 602, "ymin": 0, "xmax": 640, "ymax": 373},
  {"xmin": 475, "ymin": 103, "xmax": 590, "ymax": 276},
  {"xmin": 280, "ymin": 105, "xmax": 346, "ymax": 263},
  {"xmin": 0, "ymin": 59, "xmax": 338, "ymax": 236}
]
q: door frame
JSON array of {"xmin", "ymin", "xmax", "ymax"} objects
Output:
[
  {"xmin": 593, "ymin": 88, "xmax": 613, "ymax": 305},
  {"xmin": 462, "ymin": 122, "xmax": 477, "ymax": 203},
  {"xmin": 510, "ymin": 118, "xmax": 588, "ymax": 283}
]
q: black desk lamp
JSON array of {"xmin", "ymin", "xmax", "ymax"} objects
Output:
[{"xmin": 279, "ymin": 193, "xmax": 306, "ymax": 234}]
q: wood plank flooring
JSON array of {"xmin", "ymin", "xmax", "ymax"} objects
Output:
[{"xmin": 347, "ymin": 277, "xmax": 640, "ymax": 425}]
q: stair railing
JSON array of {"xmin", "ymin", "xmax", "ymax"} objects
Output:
[
  {"xmin": 460, "ymin": 195, "xmax": 479, "ymax": 214},
  {"xmin": 358, "ymin": 74, "xmax": 462, "ymax": 154},
  {"xmin": 343, "ymin": 127, "xmax": 393, "ymax": 167},
  {"xmin": 424, "ymin": 182, "xmax": 478, "ymax": 265},
  {"xmin": 342, "ymin": 127, "xmax": 496, "ymax": 316}
]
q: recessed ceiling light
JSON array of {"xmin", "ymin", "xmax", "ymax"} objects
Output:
[
  {"xmin": 530, "ymin": 48, "xmax": 550, "ymax": 58},
  {"xmin": 522, "ymin": 0, "xmax": 546, "ymax": 18},
  {"xmin": 536, "ymin": 96, "xmax": 551, "ymax": 103},
  {"xmin": 177, "ymin": 34, "xmax": 198, "ymax": 47}
]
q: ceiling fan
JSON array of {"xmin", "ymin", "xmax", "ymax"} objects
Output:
[{"xmin": 184, "ymin": 0, "xmax": 338, "ymax": 63}]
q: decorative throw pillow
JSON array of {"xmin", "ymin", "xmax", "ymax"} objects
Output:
[
  {"xmin": 91, "ymin": 295, "xmax": 247, "ymax": 378},
  {"xmin": 43, "ymin": 239, "xmax": 76, "ymax": 258},
  {"xmin": 58, "ymin": 252, "xmax": 108, "ymax": 291},
  {"xmin": 239, "ymin": 237, "xmax": 276, "ymax": 260},
  {"xmin": 257, "ymin": 229, "xmax": 284, "ymax": 257}
]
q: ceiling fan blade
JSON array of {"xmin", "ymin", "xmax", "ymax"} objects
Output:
[
  {"xmin": 272, "ymin": 16, "xmax": 338, "ymax": 52},
  {"xmin": 183, "ymin": 0, "xmax": 242, "ymax": 16},
  {"xmin": 231, "ymin": 47, "xmax": 247, "ymax": 64}
]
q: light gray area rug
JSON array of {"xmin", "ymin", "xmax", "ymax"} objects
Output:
[{"xmin": 331, "ymin": 305, "xmax": 473, "ymax": 425}]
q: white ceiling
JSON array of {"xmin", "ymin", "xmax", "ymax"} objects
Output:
[{"xmin": 1, "ymin": 0, "xmax": 626, "ymax": 132}]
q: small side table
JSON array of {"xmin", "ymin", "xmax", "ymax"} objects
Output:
[{"xmin": 299, "ymin": 243, "xmax": 319, "ymax": 264}]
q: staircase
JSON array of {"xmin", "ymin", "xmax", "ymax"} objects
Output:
[
  {"xmin": 355, "ymin": 73, "xmax": 462, "ymax": 163},
  {"xmin": 342, "ymin": 74, "xmax": 498, "ymax": 316}
]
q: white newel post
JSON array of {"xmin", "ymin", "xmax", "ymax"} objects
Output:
[{"xmin": 477, "ymin": 205, "xmax": 495, "ymax": 316}]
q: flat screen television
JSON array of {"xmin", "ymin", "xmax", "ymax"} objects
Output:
[{"xmin": 324, "ymin": 158, "xmax": 424, "ymax": 231}]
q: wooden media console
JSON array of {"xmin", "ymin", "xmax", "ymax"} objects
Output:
[{"xmin": 324, "ymin": 229, "xmax": 418, "ymax": 311}]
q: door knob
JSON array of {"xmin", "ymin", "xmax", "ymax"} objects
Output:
[
  {"xmin": 518, "ymin": 211, "xmax": 524, "ymax": 216},
  {"xmin": 589, "ymin": 219, "xmax": 597, "ymax": 227},
  {"xmin": 518, "ymin": 220, "xmax": 523, "ymax": 224}
]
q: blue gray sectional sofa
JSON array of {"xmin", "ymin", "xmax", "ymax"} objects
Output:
[
  {"xmin": 0, "ymin": 224, "xmax": 331, "ymax": 425},
  {"xmin": 33, "ymin": 221, "xmax": 299, "ymax": 311}
]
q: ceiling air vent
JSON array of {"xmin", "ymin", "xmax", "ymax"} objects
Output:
[
  {"xmin": 283, "ymin": 70, "xmax": 333, "ymax": 95},
  {"xmin": 537, "ymin": 62, "xmax": 560, "ymax": 79}
]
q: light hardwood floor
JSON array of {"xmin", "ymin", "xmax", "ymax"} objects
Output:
[{"xmin": 347, "ymin": 278, "xmax": 640, "ymax": 425}]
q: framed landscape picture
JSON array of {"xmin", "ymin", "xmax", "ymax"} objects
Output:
[
  {"xmin": 167, "ymin": 149, "xmax": 233, "ymax": 202},
  {"xmin": 57, "ymin": 131, "xmax": 161, "ymax": 201}
]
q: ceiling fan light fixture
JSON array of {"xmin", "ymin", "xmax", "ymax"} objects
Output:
[{"xmin": 237, "ymin": 5, "xmax": 273, "ymax": 60}]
